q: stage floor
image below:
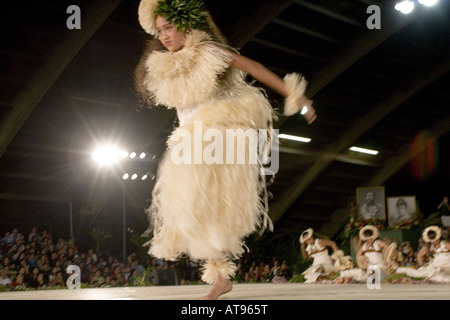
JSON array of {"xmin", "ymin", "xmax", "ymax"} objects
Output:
[{"xmin": 1, "ymin": 283, "xmax": 450, "ymax": 300}]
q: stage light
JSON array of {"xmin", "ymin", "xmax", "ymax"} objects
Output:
[
  {"xmin": 395, "ymin": 0, "xmax": 415, "ymax": 14},
  {"xmin": 92, "ymin": 146, "xmax": 121, "ymax": 165},
  {"xmin": 278, "ymin": 133, "xmax": 311, "ymax": 143},
  {"xmin": 122, "ymin": 173, "xmax": 129, "ymax": 180},
  {"xmin": 349, "ymin": 146, "xmax": 379, "ymax": 155},
  {"xmin": 139, "ymin": 152, "xmax": 146, "ymax": 159},
  {"xmin": 129, "ymin": 152, "xmax": 136, "ymax": 159},
  {"xmin": 120, "ymin": 150, "xmax": 129, "ymax": 159},
  {"xmin": 301, "ymin": 106, "xmax": 308, "ymax": 115},
  {"xmin": 141, "ymin": 174, "xmax": 148, "ymax": 180},
  {"xmin": 131, "ymin": 173, "xmax": 138, "ymax": 180},
  {"xmin": 418, "ymin": 0, "xmax": 438, "ymax": 6}
]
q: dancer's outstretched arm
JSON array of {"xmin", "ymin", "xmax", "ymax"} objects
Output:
[{"xmin": 229, "ymin": 51, "xmax": 317, "ymax": 124}]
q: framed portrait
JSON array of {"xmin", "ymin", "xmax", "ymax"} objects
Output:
[
  {"xmin": 387, "ymin": 196, "xmax": 417, "ymax": 227},
  {"xmin": 356, "ymin": 186, "xmax": 386, "ymax": 221}
]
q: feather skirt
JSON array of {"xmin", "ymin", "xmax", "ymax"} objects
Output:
[{"xmin": 145, "ymin": 85, "xmax": 274, "ymax": 266}]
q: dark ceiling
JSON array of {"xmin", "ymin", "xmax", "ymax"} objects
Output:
[{"xmin": 1, "ymin": 0, "xmax": 449, "ymax": 245}]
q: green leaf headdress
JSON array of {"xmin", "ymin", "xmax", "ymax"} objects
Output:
[
  {"xmin": 138, "ymin": 0, "xmax": 208, "ymax": 35},
  {"xmin": 155, "ymin": 0, "xmax": 208, "ymax": 32}
]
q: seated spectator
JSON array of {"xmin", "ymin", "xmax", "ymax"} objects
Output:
[
  {"xmin": 127, "ymin": 269, "xmax": 141, "ymax": 286},
  {"xmin": 28, "ymin": 267, "xmax": 40, "ymax": 288},
  {"xmin": 28, "ymin": 226, "xmax": 41, "ymax": 244},
  {"xmin": 130, "ymin": 258, "xmax": 144, "ymax": 276},
  {"xmin": 1, "ymin": 257, "xmax": 11, "ymax": 270},
  {"xmin": 34, "ymin": 273, "xmax": 47, "ymax": 289},
  {"xmin": 87, "ymin": 248, "xmax": 98, "ymax": 264},
  {"xmin": 26, "ymin": 252, "xmax": 39, "ymax": 269},
  {"xmin": 0, "ymin": 267, "xmax": 12, "ymax": 289},
  {"xmin": 1, "ymin": 232, "xmax": 13, "ymax": 246},
  {"xmin": 260, "ymin": 264, "xmax": 272, "ymax": 283},
  {"xmin": 90, "ymin": 269, "xmax": 105, "ymax": 287},
  {"xmin": 49, "ymin": 271, "xmax": 65, "ymax": 287},
  {"xmin": 102, "ymin": 274, "xmax": 114, "ymax": 287},
  {"xmin": 11, "ymin": 273, "xmax": 26, "ymax": 290},
  {"xmin": 10, "ymin": 228, "xmax": 22, "ymax": 244}
]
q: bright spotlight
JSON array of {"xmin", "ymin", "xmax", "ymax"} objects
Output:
[
  {"xmin": 122, "ymin": 173, "xmax": 129, "ymax": 180},
  {"xmin": 419, "ymin": 0, "xmax": 438, "ymax": 6},
  {"xmin": 92, "ymin": 146, "xmax": 121, "ymax": 165},
  {"xmin": 120, "ymin": 150, "xmax": 129, "ymax": 159},
  {"xmin": 395, "ymin": 0, "xmax": 415, "ymax": 14},
  {"xmin": 140, "ymin": 152, "xmax": 146, "ymax": 159},
  {"xmin": 130, "ymin": 152, "xmax": 137, "ymax": 159},
  {"xmin": 131, "ymin": 173, "xmax": 138, "ymax": 180},
  {"xmin": 301, "ymin": 106, "xmax": 308, "ymax": 115},
  {"xmin": 141, "ymin": 174, "xmax": 148, "ymax": 180}
]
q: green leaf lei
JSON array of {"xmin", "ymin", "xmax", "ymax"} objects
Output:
[{"xmin": 154, "ymin": 0, "xmax": 209, "ymax": 32}]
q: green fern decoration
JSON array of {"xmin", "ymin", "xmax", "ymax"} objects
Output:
[{"xmin": 155, "ymin": 0, "xmax": 208, "ymax": 32}]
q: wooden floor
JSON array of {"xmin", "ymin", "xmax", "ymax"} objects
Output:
[{"xmin": 1, "ymin": 283, "xmax": 450, "ymax": 300}]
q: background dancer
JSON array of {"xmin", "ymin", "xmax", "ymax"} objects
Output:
[
  {"xmin": 339, "ymin": 225, "xmax": 396, "ymax": 282},
  {"xmin": 299, "ymin": 228, "xmax": 345, "ymax": 283},
  {"xmin": 397, "ymin": 226, "xmax": 450, "ymax": 283},
  {"xmin": 135, "ymin": 0, "xmax": 316, "ymax": 299}
]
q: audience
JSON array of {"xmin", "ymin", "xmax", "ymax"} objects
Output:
[
  {"xmin": 0, "ymin": 226, "xmax": 297, "ymax": 291},
  {"xmin": 2, "ymin": 224, "xmax": 446, "ymax": 291},
  {"xmin": 0, "ymin": 226, "xmax": 144, "ymax": 291}
]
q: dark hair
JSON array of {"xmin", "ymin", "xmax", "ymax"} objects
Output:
[
  {"xmin": 133, "ymin": 38, "xmax": 165, "ymax": 109},
  {"xmin": 427, "ymin": 230, "xmax": 437, "ymax": 241},
  {"xmin": 364, "ymin": 229, "xmax": 373, "ymax": 237}
]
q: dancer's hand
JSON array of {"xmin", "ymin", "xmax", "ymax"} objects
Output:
[{"xmin": 299, "ymin": 95, "xmax": 317, "ymax": 124}]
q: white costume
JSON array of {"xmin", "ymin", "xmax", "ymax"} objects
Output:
[
  {"xmin": 137, "ymin": 0, "xmax": 309, "ymax": 285},
  {"xmin": 302, "ymin": 239, "xmax": 335, "ymax": 283},
  {"xmin": 300, "ymin": 228, "xmax": 352, "ymax": 283},
  {"xmin": 360, "ymin": 240, "xmax": 386, "ymax": 268},
  {"xmin": 397, "ymin": 226, "xmax": 450, "ymax": 283},
  {"xmin": 339, "ymin": 226, "xmax": 394, "ymax": 282}
]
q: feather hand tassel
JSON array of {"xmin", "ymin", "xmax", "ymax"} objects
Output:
[{"xmin": 283, "ymin": 73, "xmax": 308, "ymax": 117}]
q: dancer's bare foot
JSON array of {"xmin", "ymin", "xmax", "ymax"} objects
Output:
[{"xmin": 200, "ymin": 275, "xmax": 232, "ymax": 300}]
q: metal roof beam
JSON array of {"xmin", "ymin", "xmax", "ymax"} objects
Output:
[
  {"xmin": 0, "ymin": 1, "xmax": 123, "ymax": 158},
  {"xmin": 269, "ymin": 57, "xmax": 450, "ymax": 224},
  {"xmin": 294, "ymin": 0, "xmax": 364, "ymax": 27},
  {"xmin": 228, "ymin": 0, "xmax": 294, "ymax": 48},
  {"xmin": 272, "ymin": 18, "xmax": 342, "ymax": 44}
]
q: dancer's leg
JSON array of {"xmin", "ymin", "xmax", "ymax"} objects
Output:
[
  {"xmin": 200, "ymin": 258, "xmax": 236, "ymax": 300},
  {"xmin": 200, "ymin": 274, "xmax": 233, "ymax": 300}
]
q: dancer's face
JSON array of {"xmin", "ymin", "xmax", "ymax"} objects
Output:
[{"xmin": 156, "ymin": 16, "xmax": 186, "ymax": 52}]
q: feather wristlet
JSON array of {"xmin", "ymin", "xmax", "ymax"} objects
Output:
[{"xmin": 283, "ymin": 73, "xmax": 308, "ymax": 117}]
